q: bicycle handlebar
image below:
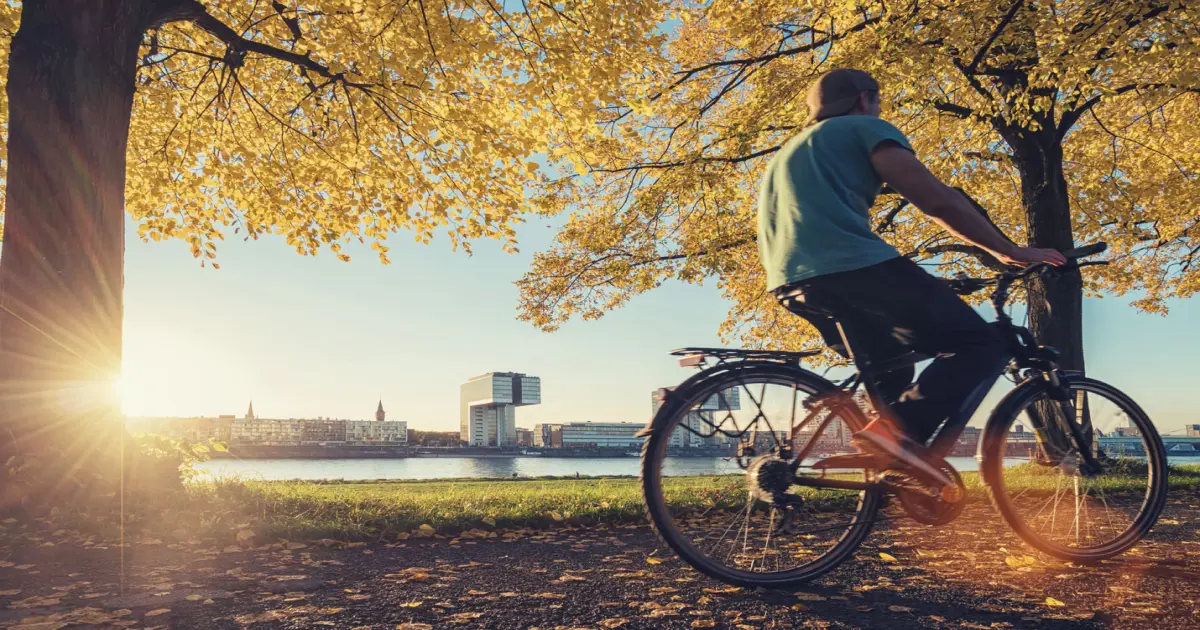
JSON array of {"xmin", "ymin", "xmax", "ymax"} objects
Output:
[{"xmin": 946, "ymin": 241, "xmax": 1108, "ymax": 297}]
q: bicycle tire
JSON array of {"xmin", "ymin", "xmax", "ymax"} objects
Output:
[
  {"xmin": 640, "ymin": 361, "xmax": 883, "ymax": 588},
  {"xmin": 981, "ymin": 375, "xmax": 1168, "ymax": 562}
]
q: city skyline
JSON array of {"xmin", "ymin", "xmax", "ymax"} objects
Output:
[{"xmin": 120, "ymin": 214, "xmax": 1200, "ymax": 436}]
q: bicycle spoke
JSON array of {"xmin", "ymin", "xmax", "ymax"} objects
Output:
[{"xmin": 644, "ymin": 367, "xmax": 880, "ymax": 584}]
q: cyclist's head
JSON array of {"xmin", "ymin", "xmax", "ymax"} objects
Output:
[{"xmin": 805, "ymin": 69, "xmax": 880, "ymax": 125}]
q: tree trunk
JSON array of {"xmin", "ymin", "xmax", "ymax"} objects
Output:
[
  {"xmin": 1014, "ymin": 133, "xmax": 1084, "ymax": 372},
  {"xmin": 0, "ymin": 0, "xmax": 155, "ymax": 512}
]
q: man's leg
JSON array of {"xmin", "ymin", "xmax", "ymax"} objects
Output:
[
  {"xmin": 800, "ymin": 257, "xmax": 1007, "ymax": 444},
  {"xmin": 775, "ymin": 286, "xmax": 914, "ymax": 405}
]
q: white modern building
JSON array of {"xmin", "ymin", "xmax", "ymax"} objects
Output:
[{"xmin": 460, "ymin": 372, "xmax": 541, "ymax": 447}]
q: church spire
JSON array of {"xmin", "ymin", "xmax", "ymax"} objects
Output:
[
  {"xmin": 246, "ymin": 400, "xmax": 256, "ymax": 420},
  {"xmin": 376, "ymin": 399, "xmax": 386, "ymax": 422}
]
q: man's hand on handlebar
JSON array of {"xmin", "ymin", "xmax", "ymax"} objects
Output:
[{"xmin": 995, "ymin": 246, "xmax": 1067, "ymax": 268}]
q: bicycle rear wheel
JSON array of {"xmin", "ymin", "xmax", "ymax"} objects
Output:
[
  {"xmin": 982, "ymin": 375, "xmax": 1167, "ymax": 562},
  {"xmin": 641, "ymin": 362, "xmax": 882, "ymax": 588}
]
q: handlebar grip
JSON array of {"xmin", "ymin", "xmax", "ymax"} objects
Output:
[{"xmin": 1062, "ymin": 242, "xmax": 1107, "ymax": 259}]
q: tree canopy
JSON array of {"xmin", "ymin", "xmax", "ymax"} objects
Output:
[
  {"xmin": 516, "ymin": 0, "xmax": 1200, "ymax": 362},
  {"xmin": 0, "ymin": 0, "xmax": 663, "ymax": 260}
]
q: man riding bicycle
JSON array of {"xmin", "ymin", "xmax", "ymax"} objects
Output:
[{"xmin": 757, "ymin": 68, "xmax": 1066, "ymax": 482}]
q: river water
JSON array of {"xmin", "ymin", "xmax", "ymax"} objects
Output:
[{"xmin": 198, "ymin": 455, "xmax": 996, "ymax": 482}]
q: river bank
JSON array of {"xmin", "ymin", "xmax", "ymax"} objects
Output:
[{"xmin": 207, "ymin": 445, "xmax": 733, "ymax": 459}]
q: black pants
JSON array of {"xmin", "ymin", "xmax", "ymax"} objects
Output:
[{"xmin": 775, "ymin": 257, "xmax": 1006, "ymax": 443}]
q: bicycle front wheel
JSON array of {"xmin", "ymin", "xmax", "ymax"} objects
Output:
[
  {"xmin": 641, "ymin": 362, "xmax": 882, "ymax": 588},
  {"xmin": 982, "ymin": 375, "xmax": 1168, "ymax": 562}
]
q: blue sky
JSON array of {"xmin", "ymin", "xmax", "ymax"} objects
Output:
[{"xmin": 121, "ymin": 215, "xmax": 1200, "ymax": 435}]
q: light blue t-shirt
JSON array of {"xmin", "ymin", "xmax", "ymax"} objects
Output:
[{"xmin": 757, "ymin": 115, "xmax": 914, "ymax": 290}]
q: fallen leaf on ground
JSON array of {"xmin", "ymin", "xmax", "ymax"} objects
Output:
[
  {"xmin": 185, "ymin": 595, "xmax": 204, "ymax": 601},
  {"xmin": 888, "ymin": 605, "xmax": 913, "ymax": 613},
  {"xmin": 691, "ymin": 620, "xmax": 717, "ymax": 628},
  {"xmin": 400, "ymin": 601, "xmax": 423, "ymax": 608},
  {"xmin": 597, "ymin": 619, "xmax": 628, "ymax": 629},
  {"xmin": 645, "ymin": 557, "xmax": 663, "ymax": 565},
  {"xmin": 879, "ymin": 553, "xmax": 898, "ymax": 563},
  {"xmin": 1046, "ymin": 597, "xmax": 1066, "ymax": 607},
  {"xmin": 1005, "ymin": 555, "xmax": 1037, "ymax": 569},
  {"xmin": 144, "ymin": 609, "xmax": 171, "ymax": 617}
]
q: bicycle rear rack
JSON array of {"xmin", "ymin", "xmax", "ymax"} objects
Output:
[{"xmin": 670, "ymin": 346, "xmax": 821, "ymax": 368}]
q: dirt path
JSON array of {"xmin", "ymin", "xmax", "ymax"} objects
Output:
[{"xmin": 3, "ymin": 496, "xmax": 1199, "ymax": 629}]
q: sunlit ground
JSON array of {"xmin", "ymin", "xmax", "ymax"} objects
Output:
[{"xmin": 1, "ymin": 468, "xmax": 1198, "ymax": 628}]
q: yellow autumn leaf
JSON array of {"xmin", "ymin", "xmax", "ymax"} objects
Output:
[
  {"xmin": 646, "ymin": 557, "xmax": 663, "ymax": 565},
  {"xmin": 550, "ymin": 511, "xmax": 564, "ymax": 522},
  {"xmin": 879, "ymin": 552, "xmax": 899, "ymax": 563},
  {"xmin": 1046, "ymin": 597, "xmax": 1066, "ymax": 607},
  {"xmin": 144, "ymin": 608, "xmax": 171, "ymax": 617},
  {"xmin": 418, "ymin": 524, "xmax": 435, "ymax": 533}
]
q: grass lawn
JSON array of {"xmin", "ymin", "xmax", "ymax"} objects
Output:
[{"xmin": 178, "ymin": 463, "xmax": 1200, "ymax": 542}]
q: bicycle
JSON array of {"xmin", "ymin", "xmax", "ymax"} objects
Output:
[{"xmin": 638, "ymin": 242, "xmax": 1168, "ymax": 588}]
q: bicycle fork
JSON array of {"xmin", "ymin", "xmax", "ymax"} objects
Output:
[{"xmin": 1035, "ymin": 371, "xmax": 1103, "ymax": 474}]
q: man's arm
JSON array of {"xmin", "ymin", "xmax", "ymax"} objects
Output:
[{"xmin": 869, "ymin": 144, "xmax": 1065, "ymax": 267}]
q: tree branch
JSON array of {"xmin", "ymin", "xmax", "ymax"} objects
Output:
[
  {"xmin": 590, "ymin": 145, "xmax": 782, "ymax": 174},
  {"xmin": 964, "ymin": 0, "xmax": 1025, "ymax": 76},
  {"xmin": 1059, "ymin": 83, "xmax": 1200, "ymax": 138},
  {"xmin": 271, "ymin": 0, "xmax": 304, "ymax": 44},
  {"xmin": 159, "ymin": 0, "xmax": 418, "ymax": 91},
  {"xmin": 671, "ymin": 14, "xmax": 882, "ymax": 85}
]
